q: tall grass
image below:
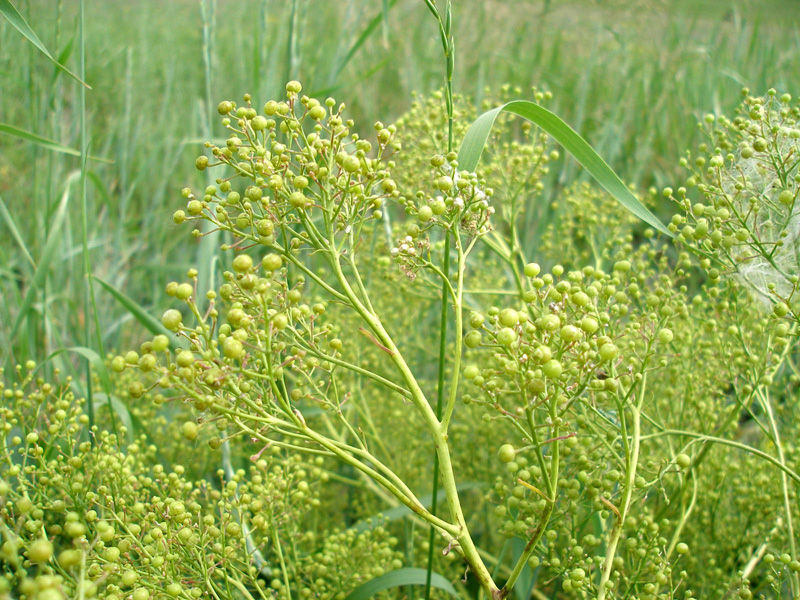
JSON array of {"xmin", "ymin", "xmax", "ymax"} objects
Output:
[{"xmin": 1, "ymin": 0, "xmax": 799, "ymax": 367}]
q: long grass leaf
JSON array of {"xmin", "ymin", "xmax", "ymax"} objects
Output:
[
  {"xmin": 0, "ymin": 194, "xmax": 35, "ymax": 268},
  {"xmin": 457, "ymin": 100, "xmax": 674, "ymax": 238},
  {"xmin": 94, "ymin": 276, "xmax": 188, "ymax": 350},
  {"xmin": 0, "ymin": 123, "xmax": 111, "ymax": 162},
  {"xmin": 93, "ymin": 393, "xmax": 134, "ymax": 443},
  {"xmin": 45, "ymin": 346, "xmax": 110, "ymax": 394},
  {"xmin": 9, "ymin": 174, "xmax": 77, "ymax": 341},
  {"xmin": 0, "ymin": 0, "xmax": 90, "ymax": 87},
  {"xmin": 343, "ymin": 568, "xmax": 457, "ymax": 600},
  {"xmin": 331, "ymin": 0, "xmax": 398, "ymax": 82},
  {"xmin": 352, "ymin": 482, "xmax": 485, "ymax": 533}
]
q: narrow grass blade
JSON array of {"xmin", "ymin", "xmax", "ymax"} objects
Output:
[
  {"xmin": 343, "ymin": 568, "xmax": 457, "ymax": 600},
  {"xmin": 331, "ymin": 0, "xmax": 398, "ymax": 81},
  {"xmin": 353, "ymin": 482, "xmax": 485, "ymax": 533},
  {"xmin": 94, "ymin": 276, "xmax": 188, "ymax": 350},
  {"xmin": 0, "ymin": 124, "xmax": 111, "ymax": 162},
  {"xmin": 93, "ymin": 393, "xmax": 134, "ymax": 443},
  {"xmin": 0, "ymin": 123, "xmax": 81, "ymax": 156},
  {"xmin": 9, "ymin": 174, "xmax": 77, "ymax": 342},
  {"xmin": 46, "ymin": 346, "xmax": 112, "ymax": 394},
  {"xmin": 0, "ymin": 0, "xmax": 90, "ymax": 88},
  {"xmin": 457, "ymin": 100, "xmax": 674, "ymax": 238},
  {"xmin": 44, "ymin": 346, "xmax": 131, "ymax": 442},
  {"xmin": 511, "ymin": 537, "xmax": 536, "ymax": 600},
  {"xmin": 0, "ymin": 194, "xmax": 35, "ymax": 268}
]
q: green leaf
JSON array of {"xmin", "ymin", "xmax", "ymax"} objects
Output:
[
  {"xmin": 353, "ymin": 481, "xmax": 485, "ymax": 533},
  {"xmin": 0, "ymin": 123, "xmax": 111, "ymax": 162},
  {"xmin": 0, "ymin": 193, "xmax": 35, "ymax": 268},
  {"xmin": 457, "ymin": 100, "xmax": 674, "ymax": 238},
  {"xmin": 46, "ymin": 346, "xmax": 112, "ymax": 395},
  {"xmin": 0, "ymin": 0, "xmax": 90, "ymax": 88},
  {"xmin": 93, "ymin": 393, "xmax": 134, "ymax": 443},
  {"xmin": 43, "ymin": 346, "xmax": 133, "ymax": 443},
  {"xmin": 343, "ymin": 568, "xmax": 457, "ymax": 600},
  {"xmin": 94, "ymin": 276, "xmax": 188, "ymax": 350},
  {"xmin": 330, "ymin": 0, "xmax": 398, "ymax": 82},
  {"xmin": 9, "ymin": 173, "xmax": 77, "ymax": 342}
]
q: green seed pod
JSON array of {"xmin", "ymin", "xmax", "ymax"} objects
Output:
[
  {"xmin": 580, "ymin": 317, "xmax": 599, "ymax": 334},
  {"xmin": 176, "ymin": 283, "xmax": 193, "ymax": 300},
  {"xmin": 195, "ymin": 156, "xmax": 209, "ymax": 170},
  {"xmin": 162, "ymin": 309, "xmax": 183, "ymax": 331},
  {"xmin": 542, "ymin": 359, "xmax": 562, "ymax": 379},
  {"xmin": 342, "ymin": 155, "xmax": 360, "ymax": 173},
  {"xmin": 232, "ymin": 254, "xmax": 253, "ymax": 273},
  {"xmin": 251, "ymin": 115, "xmax": 268, "ymax": 131},
  {"xmin": 223, "ymin": 337, "xmax": 245, "ymax": 359},
  {"xmin": 524, "ymin": 262, "xmax": 541, "ymax": 277},
  {"xmin": 464, "ymin": 330, "xmax": 482, "ymax": 348},
  {"xmin": 498, "ymin": 309, "xmax": 519, "ymax": 327},
  {"xmin": 182, "ymin": 422, "xmax": 199, "ymax": 441},
  {"xmin": 289, "ymin": 191, "xmax": 308, "ymax": 208},
  {"xmin": 497, "ymin": 327, "xmax": 517, "ymax": 346},
  {"xmin": 111, "ymin": 356, "xmax": 126, "ymax": 372},
  {"xmin": 58, "ymin": 549, "xmax": 82, "ymax": 569},
  {"xmin": 560, "ymin": 325, "xmax": 581, "ymax": 342},
  {"xmin": 308, "ymin": 105, "xmax": 326, "ymax": 121},
  {"xmin": 498, "ymin": 444, "xmax": 516, "ymax": 463},
  {"xmin": 28, "ymin": 539, "xmax": 53, "ymax": 564},
  {"xmin": 152, "ymin": 334, "xmax": 169, "ymax": 352},
  {"xmin": 658, "ymin": 328, "xmax": 674, "ymax": 343},
  {"xmin": 262, "ymin": 254, "xmax": 282, "ymax": 271},
  {"xmin": 598, "ymin": 343, "xmax": 619, "ymax": 362}
]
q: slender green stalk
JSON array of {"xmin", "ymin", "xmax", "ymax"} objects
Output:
[
  {"xmin": 425, "ymin": 1, "xmax": 456, "ymax": 596},
  {"xmin": 759, "ymin": 387, "xmax": 799, "ymax": 596},
  {"xmin": 597, "ymin": 374, "xmax": 646, "ymax": 600}
]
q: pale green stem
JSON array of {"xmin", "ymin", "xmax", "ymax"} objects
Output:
[
  {"xmin": 328, "ymin": 240, "xmax": 498, "ymax": 594},
  {"xmin": 641, "ymin": 430, "xmax": 800, "ymax": 485},
  {"xmin": 502, "ymin": 394, "xmax": 561, "ymax": 595},
  {"xmin": 441, "ymin": 231, "xmax": 466, "ymax": 432},
  {"xmin": 760, "ymin": 387, "xmax": 799, "ymax": 596},
  {"xmin": 597, "ymin": 374, "xmax": 645, "ymax": 600}
]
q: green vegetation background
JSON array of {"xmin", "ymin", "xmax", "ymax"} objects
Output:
[{"xmin": 1, "ymin": 0, "xmax": 799, "ymax": 363}]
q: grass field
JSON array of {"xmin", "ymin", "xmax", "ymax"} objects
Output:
[
  {"xmin": 3, "ymin": 2, "xmax": 800, "ymax": 599},
  {"xmin": 2, "ymin": 0, "xmax": 799, "ymax": 366}
]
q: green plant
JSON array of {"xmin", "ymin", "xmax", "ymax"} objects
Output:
[{"xmin": 3, "ymin": 2, "xmax": 800, "ymax": 599}]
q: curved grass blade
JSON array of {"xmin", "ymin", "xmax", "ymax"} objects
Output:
[
  {"xmin": 0, "ymin": 123, "xmax": 111, "ymax": 162},
  {"xmin": 0, "ymin": 0, "xmax": 90, "ymax": 88},
  {"xmin": 9, "ymin": 173, "xmax": 77, "ymax": 342},
  {"xmin": 43, "ymin": 346, "xmax": 130, "ymax": 442},
  {"xmin": 46, "ymin": 346, "xmax": 112, "ymax": 394},
  {"xmin": 0, "ymin": 194, "xmax": 35, "ymax": 268},
  {"xmin": 353, "ymin": 481, "xmax": 485, "ymax": 533},
  {"xmin": 343, "ymin": 568, "xmax": 457, "ymax": 600},
  {"xmin": 94, "ymin": 276, "xmax": 188, "ymax": 350},
  {"xmin": 457, "ymin": 100, "xmax": 674, "ymax": 238},
  {"xmin": 93, "ymin": 393, "xmax": 134, "ymax": 443},
  {"xmin": 330, "ymin": 0, "xmax": 398, "ymax": 83}
]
